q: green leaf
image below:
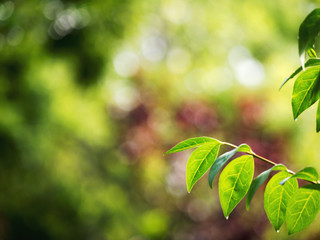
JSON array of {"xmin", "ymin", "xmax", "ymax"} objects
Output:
[
  {"xmin": 219, "ymin": 155, "xmax": 254, "ymax": 218},
  {"xmin": 298, "ymin": 8, "xmax": 320, "ymax": 68},
  {"xmin": 317, "ymin": 101, "xmax": 320, "ymax": 132},
  {"xmin": 246, "ymin": 164, "xmax": 287, "ymax": 210},
  {"xmin": 186, "ymin": 143, "xmax": 220, "ymax": 192},
  {"xmin": 307, "ymin": 48, "xmax": 317, "ymax": 58},
  {"xmin": 280, "ymin": 59, "xmax": 320, "ymax": 90},
  {"xmin": 292, "ymin": 66, "xmax": 320, "ymax": 119},
  {"xmin": 287, "ymin": 184, "xmax": 320, "ymax": 235},
  {"xmin": 294, "ymin": 167, "xmax": 319, "ymax": 182},
  {"xmin": 280, "ymin": 167, "xmax": 319, "ymax": 185},
  {"xmin": 165, "ymin": 137, "xmax": 219, "ymax": 155},
  {"xmin": 208, "ymin": 144, "xmax": 251, "ymax": 188},
  {"xmin": 237, "ymin": 144, "xmax": 252, "ymax": 153},
  {"xmin": 264, "ymin": 171, "xmax": 298, "ymax": 231}
]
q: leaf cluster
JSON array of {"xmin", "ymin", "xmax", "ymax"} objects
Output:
[
  {"xmin": 166, "ymin": 137, "xmax": 320, "ymax": 234},
  {"xmin": 281, "ymin": 8, "xmax": 320, "ymax": 132}
]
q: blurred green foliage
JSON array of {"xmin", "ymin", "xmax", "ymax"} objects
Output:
[{"xmin": 1, "ymin": 0, "xmax": 320, "ymax": 239}]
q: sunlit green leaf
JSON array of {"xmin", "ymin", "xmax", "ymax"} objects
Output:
[
  {"xmin": 186, "ymin": 143, "xmax": 220, "ymax": 192},
  {"xmin": 280, "ymin": 59, "xmax": 320, "ymax": 90},
  {"xmin": 165, "ymin": 137, "xmax": 219, "ymax": 155},
  {"xmin": 280, "ymin": 167, "xmax": 319, "ymax": 185},
  {"xmin": 208, "ymin": 144, "xmax": 251, "ymax": 188},
  {"xmin": 219, "ymin": 155, "xmax": 254, "ymax": 218},
  {"xmin": 264, "ymin": 171, "xmax": 298, "ymax": 231},
  {"xmin": 237, "ymin": 144, "xmax": 252, "ymax": 153},
  {"xmin": 287, "ymin": 184, "xmax": 320, "ymax": 234},
  {"xmin": 246, "ymin": 164, "xmax": 287, "ymax": 210},
  {"xmin": 298, "ymin": 8, "xmax": 320, "ymax": 68},
  {"xmin": 292, "ymin": 66, "xmax": 320, "ymax": 119}
]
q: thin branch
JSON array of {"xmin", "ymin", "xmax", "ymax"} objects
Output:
[{"xmin": 221, "ymin": 141, "xmax": 317, "ymax": 185}]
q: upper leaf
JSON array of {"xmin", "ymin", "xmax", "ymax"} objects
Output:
[
  {"xmin": 280, "ymin": 167, "xmax": 319, "ymax": 185},
  {"xmin": 292, "ymin": 66, "xmax": 320, "ymax": 119},
  {"xmin": 186, "ymin": 143, "xmax": 220, "ymax": 192},
  {"xmin": 165, "ymin": 137, "xmax": 219, "ymax": 155},
  {"xmin": 219, "ymin": 155, "xmax": 254, "ymax": 218},
  {"xmin": 208, "ymin": 144, "xmax": 251, "ymax": 188},
  {"xmin": 246, "ymin": 164, "xmax": 287, "ymax": 210},
  {"xmin": 298, "ymin": 8, "xmax": 320, "ymax": 68},
  {"xmin": 280, "ymin": 59, "xmax": 320, "ymax": 90},
  {"xmin": 286, "ymin": 184, "xmax": 320, "ymax": 234},
  {"xmin": 264, "ymin": 171, "xmax": 298, "ymax": 231}
]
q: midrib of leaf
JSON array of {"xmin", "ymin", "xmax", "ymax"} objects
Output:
[
  {"xmin": 290, "ymin": 193, "xmax": 313, "ymax": 232},
  {"xmin": 189, "ymin": 145, "xmax": 216, "ymax": 186},
  {"xmin": 267, "ymin": 185, "xmax": 285, "ymax": 228},
  {"xmin": 226, "ymin": 160, "xmax": 247, "ymax": 215},
  {"xmin": 276, "ymin": 188, "xmax": 285, "ymax": 228}
]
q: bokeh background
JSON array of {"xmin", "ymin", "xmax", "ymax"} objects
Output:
[{"xmin": 1, "ymin": 0, "xmax": 320, "ymax": 239}]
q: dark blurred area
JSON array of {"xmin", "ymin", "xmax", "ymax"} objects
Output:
[{"xmin": 1, "ymin": 0, "xmax": 320, "ymax": 239}]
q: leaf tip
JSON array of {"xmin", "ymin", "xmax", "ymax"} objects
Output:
[
  {"xmin": 226, "ymin": 216, "xmax": 229, "ymax": 220},
  {"xmin": 187, "ymin": 184, "xmax": 192, "ymax": 193},
  {"xmin": 276, "ymin": 229, "xmax": 280, "ymax": 233}
]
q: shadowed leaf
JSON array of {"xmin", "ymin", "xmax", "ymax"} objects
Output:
[
  {"xmin": 298, "ymin": 8, "xmax": 320, "ymax": 68},
  {"xmin": 246, "ymin": 165, "xmax": 287, "ymax": 210},
  {"xmin": 208, "ymin": 144, "xmax": 251, "ymax": 188}
]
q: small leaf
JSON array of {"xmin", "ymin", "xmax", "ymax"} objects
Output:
[
  {"xmin": 219, "ymin": 155, "xmax": 254, "ymax": 218},
  {"xmin": 307, "ymin": 48, "xmax": 317, "ymax": 58},
  {"xmin": 298, "ymin": 8, "xmax": 320, "ymax": 68},
  {"xmin": 165, "ymin": 137, "xmax": 219, "ymax": 155},
  {"xmin": 237, "ymin": 144, "xmax": 252, "ymax": 153},
  {"xmin": 280, "ymin": 59, "xmax": 320, "ymax": 90},
  {"xmin": 186, "ymin": 143, "xmax": 220, "ymax": 192},
  {"xmin": 208, "ymin": 144, "xmax": 251, "ymax": 188},
  {"xmin": 246, "ymin": 164, "xmax": 287, "ymax": 210},
  {"xmin": 287, "ymin": 184, "xmax": 320, "ymax": 234},
  {"xmin": 292, "ymin": 66, "xmax": 320, "ymax": 119},
  {"xmin": 280, "ymin": 167, "xmax": 319, "ymax": 185},
  {"xmin": 264, "ymin": 171, "xmax": 298, "ymax": 231},
  {"xmin": 294, "ymin": 167, "xmax": 319, "ymax": 182},
  {"xmin": 317, "ymin": 101, "xmax": 320, "ymax": 132}
]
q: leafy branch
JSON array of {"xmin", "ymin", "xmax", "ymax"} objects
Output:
[
  {"xmin": 165, "ymin": 137, "xmax": 320, "ymax": 234},
  {"xmin": 165, "ymin": 8, "xmax": 320, "ymax": 235}
]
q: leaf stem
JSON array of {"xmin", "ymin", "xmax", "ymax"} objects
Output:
[{"xmin": 221, "ymin": 141, "xmax": 317, "ymax": 184}]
